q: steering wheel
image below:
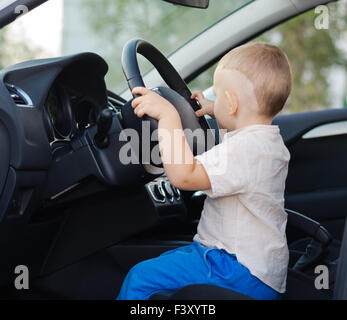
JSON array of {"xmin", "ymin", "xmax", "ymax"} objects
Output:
[{"xmin": 121, "ymin": 39, "xmax": 216, "ymax": 175}]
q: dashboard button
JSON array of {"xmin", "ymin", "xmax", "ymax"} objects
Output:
[
  {"xmin": 171, "ymin": 185, "xmax": 181, "ymax": 199},
  {"xmin": 153, "ymin": 184, "xmax": 166, "ymax": 202},
  {"xmin": 161, "ymin": 181, "xmax": 174, "ymax": 201}
]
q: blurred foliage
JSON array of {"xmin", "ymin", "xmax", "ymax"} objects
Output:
[
  {"xmin": 260, "ymin": 3, "xmax": 347, "ymax": 112},
  {"xmin": 83, "ymin": 0, "xmax": 250, "ymax": 91},
  {"xmin": 0, "ymin": 28, "xmax": 42, "ymax": 70},
  {"xmin": 0, "ymin": 0, "xmax": 345, "ymax": 114},
  {"xmin": 191, "ymin": 3, "xmax": 347, "ymax": 113}
]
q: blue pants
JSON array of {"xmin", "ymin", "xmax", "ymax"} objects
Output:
[{"xmin": 116, "ymin": 242, "xmax": 281, "ymax": 300}]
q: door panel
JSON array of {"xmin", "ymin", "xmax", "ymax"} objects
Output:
[{"xmin": 274, "ymin": 108, "xmax": 347, "ymax": 240}]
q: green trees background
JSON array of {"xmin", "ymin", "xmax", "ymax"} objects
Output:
[
  {"xmin": 82, "ymin": 0, "xmax": 247, "ymax": 91},
  {"xmin": 258, "ymin": 4, "xmax": 347, "ymax": 112},
  {"xmin": 0, "ymin": 0, "xmax": 346, "ymax": 113},
  {"xmin": 82, "ymin": 0, "xmax": 346, "ymax": 113},
  {"xmin": 0, "ymin": 28, "xmax": 42, "ymax": 70},
  {"xmin": 189, "ymin": 3, "xmax": 347, "ymax": 113}
]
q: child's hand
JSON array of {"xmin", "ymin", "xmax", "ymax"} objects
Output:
[
  {"xmin": 191, "ymin": 91, "xmax": 215, "ymax": 118},
  {"xmin": 131, "ymin": 87, "xmax": 178, "ymax": 121}
]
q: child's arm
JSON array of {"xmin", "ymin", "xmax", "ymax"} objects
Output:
[{"xmin": 131, "ymin": 87, "xmax": 211, "ymax": 191}]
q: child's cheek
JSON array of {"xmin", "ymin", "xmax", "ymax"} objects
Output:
[
  {"xmin": 214, "ymin": 99, "xmax": 224, "ymax": 118},
  {"xmin": 213, "ymin": 100, "xmax": 217, "ymax": 114},
  {"xmin": 214, "ymin": 104, "xmax": 223, "ymax": 127},
  {"xmin": 214, "ymin": 96, "xmax": 221, "ymax": 113},
  {"xmin": 214, "ymin": 101, "xmax": 219, "ymax": 118}
]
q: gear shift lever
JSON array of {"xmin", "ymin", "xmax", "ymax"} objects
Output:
[{"xmin": 94, "ymin": 109, "xmax": 113, "ymax": 149}]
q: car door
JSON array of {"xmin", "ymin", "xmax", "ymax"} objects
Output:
[{"xmin": 274, "ymin": 109, "xmax": 347, "ymax": 241}]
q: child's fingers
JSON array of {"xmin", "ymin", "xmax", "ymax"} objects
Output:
[
  {"xmin": 131, "ymin": 96, "xmax": 144, "ymax": 108},
  {"xmin": 191, "ymin": 92, "xmax": 198, "ymax": 99},
  {"xmin": 132, "ymin": 86, "xmax": 151, "ymax": 96},
  {"xmin": 195, "ymin": 109, "xmax": 208, "ymax": 117},
  {"xmin": 136, "ymin": 108, "xmax": 146, "ymax": 118},
  {"xmin": 191, "ymin": 91, "xmax": 205, "ymax": 101},
  {"xmin": 191, "ymin": 91, "xmax": 201, "ymax": 99},
  {"xmin": 134, "ymin": 105, "xmax": 146, "ymax": 118}
]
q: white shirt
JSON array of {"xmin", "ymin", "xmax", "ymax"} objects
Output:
[{"xmin": 194, "ymin": 124, "xmax": 290, "ymax": 293}]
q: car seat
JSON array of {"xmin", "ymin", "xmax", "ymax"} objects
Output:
[{"xmin": 150, "ymin": 209, "xmax": 338, "ymax": 300}]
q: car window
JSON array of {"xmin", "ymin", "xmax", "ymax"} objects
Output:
[
  {"xmin": 189, "ymin": 2, "xmax": 347, "ymax": 114},
  {"xmin": 189, "ymin": 62, "xmax": 217, "ymax": 98},
  {"xmin": 0, "ymin": 0, "xmax": 254, "ymax": 92}
]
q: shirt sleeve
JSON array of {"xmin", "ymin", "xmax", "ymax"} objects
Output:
[{"xmin": 195, "ymin": 137, "xmax": 250, "ymax": 198}]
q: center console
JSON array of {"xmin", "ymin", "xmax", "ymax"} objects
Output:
[{"xmin": 146, "ymin": 177, "xmax": 186, "ymax": 218}]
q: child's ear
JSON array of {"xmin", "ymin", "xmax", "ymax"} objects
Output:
[{"xmin": 225, "ymin": 90, "xmax": 238, "ymax": 116}]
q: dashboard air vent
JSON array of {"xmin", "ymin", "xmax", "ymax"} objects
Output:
[{"xmin": 5, "ymin": 83, "xmax": 33, "ymax": 107}]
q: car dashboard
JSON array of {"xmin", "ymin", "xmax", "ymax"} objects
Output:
[{"xmin": 0, "ymin": 53, "xmax": 186, "ymax": 225}]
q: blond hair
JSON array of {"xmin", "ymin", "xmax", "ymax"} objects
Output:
[{"xmin": 218, "ymin": 42, "xmax": 292, "ymax": 117}]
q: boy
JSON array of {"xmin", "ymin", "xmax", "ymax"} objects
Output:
[{"xmin": 117, "ymin": 42, "xmax": 292, "ymax": 300}]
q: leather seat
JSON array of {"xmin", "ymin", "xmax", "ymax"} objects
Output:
[
  {"xmin": 150, "ymin": 269, "xmax": 333, "ymax": 300},
  {"xmin": 150, "ymin": 284, "xmax": 252, "ymax": 300}
]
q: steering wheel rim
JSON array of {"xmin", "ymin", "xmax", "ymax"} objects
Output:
[
  {"xmin": 121, "ymin": 39, "xmax": 211, "ymax": 133},
  {"xmin": 121, "ymin": 39, "xmax": 216, "ymax": 175}
]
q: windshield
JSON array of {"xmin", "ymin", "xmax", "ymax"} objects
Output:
[{"xmin": 0, "ymin": 0, "xmax": 253, "ymax": 92}]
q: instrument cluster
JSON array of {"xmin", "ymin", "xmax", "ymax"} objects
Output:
[{"xmin": 43, "ymin": 83, "xmax": 100, "ymax": 145}]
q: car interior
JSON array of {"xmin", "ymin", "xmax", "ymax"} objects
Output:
[{"xmin": 0, "ymin": 0, "xmax": 346, "ymax": 300}]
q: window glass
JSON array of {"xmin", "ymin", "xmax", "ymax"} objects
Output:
[
  {"xmin": 189, "ymin": 2, "xmax": 347, "ymax": 114},
  {"xmin": 257, "ymin": 2, "xmax": 347, "ymax": 113},
  {"xmin": 0, "ymin": 0, "xmax": 254, "ymax": 92},
  {"xmin": 189, "ymin": 62, "xmax": 217, "ymax": 97}
]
